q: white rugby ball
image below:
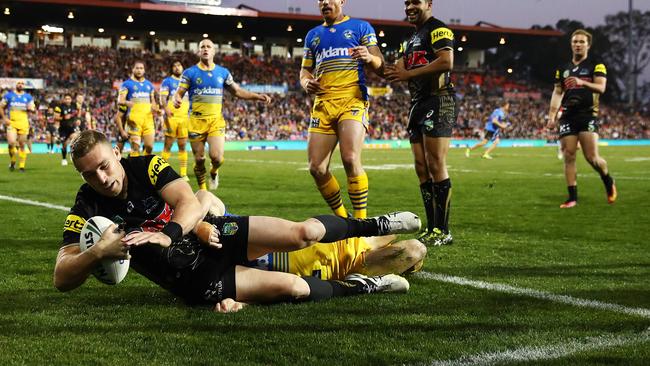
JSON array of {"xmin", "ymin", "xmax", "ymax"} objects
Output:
[{"xmin": 79, "ymin": 216, "xmax": 130, "ymax": 285}]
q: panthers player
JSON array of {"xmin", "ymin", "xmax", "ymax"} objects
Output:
[
  {"xmin": 160, "ymin": 60, "xmax": 190, "ymax": 181},
  {"xmin": 118, "ymin": 60, "xmax": 158, "ymax": 157},
  {"xmin": 466, "ymin": 100, "xmax": 510, "ymax": 159},
  {"xmin": 53, "ymin": 131, "xmax": 420, "ymax": 313},
  {"xmin": 173, "ymin": 39, "xmax": 271, "ymax": 191},
  {"xmin": 54, "ymin": 93, "xmax": 79, "ymax": 166},
  {"xmin": 1, "ymin": 80, "xmax": 35, "ymax": 171},
  {"xmin": 547, "ymin": 29, "xmax": 616, "ymax": 208},
  {"xmin": 385, "ymin": 0, "xmax": 456, "ymax": 246},
  {"xmin": 300, "ymin": 0, "xmax": 384, "ymax": 219}
]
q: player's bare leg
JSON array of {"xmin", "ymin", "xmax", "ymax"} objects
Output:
[
  {"xmin": 338, "ymin": 119, "xmax": 368, "ymax": 218},
  {"xmin": 16, "ymin": 133, "xmax": 28, "ymax": 171},
  {"xmin": 177, "ymin": 137, "xmax": 189, "ymax": 179},
  {"xmin": 142, "ymin": 133, "xmax": 154, "ymax": 155},
  {"xmin": 207, "ymin": 135, "xmax": 224, "ymax": 190},
  {"xmin": 234, "ymin": 265, "xmax": 310, "ymax": 303},
  {"xmin": 579, "ymin": 131, "xmax": 616, "ymax": 203},
  {"xmin": 308, "ymin": 133, "xmax": 346, "ymax": 216},
  {"xmin": 422, "ymin": 136, "xmax": 453, "ymax": 245},
  {"xmin": 362, "ymin": 238, "xmax": 427, "ymax": 276},
  {"xmin": 6, "ymin": 128, "xmax": 17, "ymax": 170},
  {"xmin": 162, "ymin": 135, "xmax": 174, "ymax": 160},
  {"xmin": 129, "ymin": 135, "xmax": 142, "ymax": 157},
  {"xmin": 484, "ymin": 137, "xmax": 500, "ymax": 157},
  {"xmin": 466, "ymin": 138, "xmax": 488, "ymax": 157},
  {"xmin": 560, "ymin": 135, "xmax": 579, "ymax": 207},
  {"xmin": 190, "ymin": 137, "xmax": 208, "ymax": 190}
]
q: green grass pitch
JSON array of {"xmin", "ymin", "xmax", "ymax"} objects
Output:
[{"xmin": 0, "ymin": 146, "xmax": 648, "ymax": 365}]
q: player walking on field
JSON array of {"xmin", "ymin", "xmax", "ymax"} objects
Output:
[
  {"xmin": 1, "ymin": 80, "xmax": 35, "ymax": 172},
  {"xmin": 385, "ymin": 0, "xmax": 457, "ymax": 246},
  {"xmin": 160, "ymin": 60, "xmax": 190, "ymax": 181},
  {"xmin": 546, "ymin": 29, "xmax": 616, "ymax": 208},
  {"xmin": 174, "ymin": 39, "xmax": 271, "ymax": 191},
  {"xmin": 466, "ymin": 100, "xmax": 510, "ymax": 160},
  {"xmin": 300, "ymin": 0, "xmax": 384, "ymax": 219}
]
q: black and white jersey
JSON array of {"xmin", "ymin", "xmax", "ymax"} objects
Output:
[
  {"xmin": 399, "ymin": 17, "xmax": 455, "ymax": 103},
  {"xmin": 555, "ymin": 57, "xmax": 607, "ymax": 119}
]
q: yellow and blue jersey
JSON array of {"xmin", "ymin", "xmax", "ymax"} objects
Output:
[
  {"xmin": 160, "ymin": 75, "xmax": 189, "ymax": 116},
  {"xmin": 2, "ymin": 91, "xmax": 34, "ymax": 122},
  {"xmin": 301, "ymin": 16, "xmax": 378, "ymax": 102},
  {"xmin": 180, "ymin": 63, "xmax": 234, "ymax": 118},
  {"xmin": 119, "ymin": 77, "xmax": 154, "ymax": 117}
]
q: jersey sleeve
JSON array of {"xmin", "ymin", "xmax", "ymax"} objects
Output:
[
  {"xmin": 119, "ymin": 81, "xmax": 129, "ymax": 98},
  {"xmin": 160, "ymin": 78, "xmax": 170, "ymax": 96},
  {"xmin": 554, "ymin": 68, "xmax": 562, "ymax": 85},
  {"xmin": 594, "ymin": 63, "xmax": 607, "ymax": 78},
  {"xmin": 1, "ymin": 93, "xmax": 9, "ymax": 107},
  {"xmin": 62, "ymin": 189, "xmax": 95, "ymax": 246},
  {"xmin": 360, "ymin": 21, "xmax": 378, "ymax": 47},
  {"xmin": 180, "ymin": 69, "xmax": 192, "ymax": 89},
  {"xmin": 430, "ymin": 25, "xmax": 454, "ymax": 52},
  {"xmin": 54, "ymin": 105, "xmax": 62, "ymax": 114},
  {"xmin": 144, "ymin": 155, "xmax": 181, "ymax": 190},
  {"xmin": 301, "ymin": 31, "xmax": 315, "ymax": 69},
  {"xmin": 224, "ymin": 69, "xmax": 234, "ymax": 86}
]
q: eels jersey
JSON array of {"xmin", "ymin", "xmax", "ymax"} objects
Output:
[
  {"xmin": 302, "ymin": 16, "xmax": 378, "ymax": 102},
  {"xmin": 161, "ymin": 75, "xmax": 190, "ymax": 117},
  {"xmin": 119, "ymin": 78, "xmax": 155, "ymax": 117},
  {"xmin": 180, "ymin": 63, "xmax": 233, "ymax": 119},
  {"xmin": 399, "ymin": 17, "xmax": 455, "ymax": 102},
  {"xmin": 555, "ymin": 57, "xmax": 606, "ymax": 119},
  {"xmin": 2, "ymin": 91, "xmax": 34, "ymax": 123}
]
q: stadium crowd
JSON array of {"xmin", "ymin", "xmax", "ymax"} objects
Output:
[{"xmin": 1, "ymin": 43, "xmax": 648, "ymax": 143}]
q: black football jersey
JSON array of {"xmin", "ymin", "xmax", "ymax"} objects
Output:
[
  {"xmin": 399, "ymin": 17, "xmax": 455, "ymax": 102},
  {"xmin": 61, "ymin": 155, "xmax": 184, "ymax": 292},
  {"xmin": 555, "ymin": 57, "xmax": 607, "ymax": 118},
  {"xmin": 54, "ymin": 103, "xmax": 78, "ymax": 127}
]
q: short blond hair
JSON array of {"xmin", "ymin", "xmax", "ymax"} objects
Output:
[
  {"xmin": 70, "ymin": 130, "xmax": 110, "ymax": 161},
  {"xmin": 571, "ymin": 29, "xmax": 592, "ymax": 46}
]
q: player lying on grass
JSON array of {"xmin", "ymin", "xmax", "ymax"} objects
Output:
[
  {"xmin": 197, "ymin": 191, "xmax": 427, "ymax": 279},
  {"xmin": 53, "ymin": 130, "xmax": 421, "ymax": 312}
]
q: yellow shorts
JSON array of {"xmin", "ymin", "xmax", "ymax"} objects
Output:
[
  {"xmin": 127, "ymin": 114, "xmax": 155, "ymax": 137},
  {"xmin": 8, "ymin": 119, "xmax": 30, "ymax": 135},
  {"xmin": 283, "ymin": 237, "xmax": 372, "ymax": 280},
  {"xmin": 188, "ymin": 116, "xmax": 226, "ymax": 142},
  {"xmin": 309, "ymin": 97, "xmax": 369, "ymax": 135},
  {"xmin": 164, "ymin": 116, "xmax": 189, "ymax": 139}
]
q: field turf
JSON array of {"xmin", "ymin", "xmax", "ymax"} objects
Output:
[{"xmin": 0, "ymin": 146, "xmax": 648, "ymax": 365}]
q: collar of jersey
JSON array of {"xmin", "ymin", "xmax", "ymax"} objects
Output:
[
  {"xmin": 171, "ymin": 75, "xmax": 182, "ymax": 81},
  {"xmin": 130, "ymin": 76, "xmax": 145, "ymax": 83},
  {"xmin": 323, "ymin": 15, "xmax": 350, "ymax": 26},
  {"xmin": 197, "ymin": 62, "xmax": 216, "ymax": 71}
]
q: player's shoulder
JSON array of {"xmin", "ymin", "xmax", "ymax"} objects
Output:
[
  {"xmin": 215, "ymin": 64, "xmax": 231, "ymax": 75},
  {"xmin": 426, "ymin": 17, "xmax": 450, "ymax": 31},
  {"xmin": 348, "ymin": 17, "xmax": 372, "ymax": 27}
]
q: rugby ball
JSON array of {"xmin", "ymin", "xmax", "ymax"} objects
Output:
[{"xmin": 79, "ymin": 216, "xmax": 130, "ymax": 285}]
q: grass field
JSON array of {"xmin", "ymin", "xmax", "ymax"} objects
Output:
[{"xmin": 0, "ymin": 146, "xmax": 648, "ymax": 365}]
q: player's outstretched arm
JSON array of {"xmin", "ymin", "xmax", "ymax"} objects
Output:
[
  {"xmin": 225, "ymin": 82, "xmax": 272, "ymax": 104},
  {"xmin": 53, "ymin": 224, "xmax": 128, "ymax": 292}
]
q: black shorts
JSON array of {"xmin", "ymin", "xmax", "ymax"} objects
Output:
[
  {"xmin": 407, "ymin": 95, "xmax": 458, "ymax": 142},
  {"xmin": 46, "ymin": 124, "xmax": 58, "ymax": 135},
  {"xmin": 558, "ymin": 115, "xmax": 599, "ymax": 138},
  {"xmin": 484, "ymin": 130, "xmax": 499, "ymax": 142},
  {"xmin": 179, "ymin": 215, "xmax": 250, "ymax": 305},
  {"xmin": 58, "ymin": 124, "xmax": 78, "ymax": 141}
]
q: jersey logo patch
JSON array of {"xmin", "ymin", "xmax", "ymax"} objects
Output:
[
  {"xmin": 563, "ymin": 70, "xmax": 570, "ymax": 78},
  {"xmin": 64, "ymin": 214, "xmax": 86, "ymax": 234},
  {"xmin": 310, "ymin": 117, "xmax": 321, "ymax": 128},
  {"xmin": 222, "ymin": 222, "xmax": 239, "ymax": 236},
  {"xmin": 343, "ymin": 29, "xmax": 354, "ymax": 39},
  {"xmin": 148, "ymin": 156, "xmax": 170, "ymax": 186},
  {"xmin": 311, "ymin": 36, "xmax": 320, "ymax": 47},
  {"xmin": 430, "ymin": 27, "xmax": 454, "ymax": 44}
]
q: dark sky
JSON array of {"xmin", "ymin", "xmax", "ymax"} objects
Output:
[{"xmin": 229, "ymin": 0, "xmax": 649, "ymax": 28}]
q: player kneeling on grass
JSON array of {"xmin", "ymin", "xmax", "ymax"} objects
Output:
[
  {"xmin": 53, "ymin": 130, "xmax": 421, "ymax": 313},
  {"xmin": 197, "ymin": 190, "xmax": 427, "ymax": 280}
]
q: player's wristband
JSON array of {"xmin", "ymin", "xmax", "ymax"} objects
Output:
[{"xmin": 161, "ymin": 222, "xmax": 183, "ymax": 243}]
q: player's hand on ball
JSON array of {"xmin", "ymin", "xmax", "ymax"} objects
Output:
[
  {"xmin": 214, "ymin": 298, "xmax": 247, "ymax": 313},
  {"xmin": 96, "ymin": 224, "xmax": 129, "ymax": 260},
  {"xmin": 122, "ymin": 231, "xmax": 172, "ymax": 248}
]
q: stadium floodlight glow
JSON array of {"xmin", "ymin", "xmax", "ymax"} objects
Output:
[
  {"xmin": 381, "ymin": 42, "xmax": 387, "ymax": 48},
  {"xmin": 67, "ymin": 11, "xmax": 74, "ymax": 19},
  {"xmin": 250, "ymin": 36, "xmax": 257, "ymax": 41},
  {"xmin": 287, "ymin": 25, "xmax": 293, "ymax": 32},
  {"xmin": 507, "ymin": 68, "xmax": 513, "ymax": 74},
  {"xmin": 202, "ymin": 33, "xmax": 209, "ymax": 38},
  {"xmin": 378, "ymin": 30, "xmax": 385, "ymax": 37},
  {"xmin": 98, "ymin": 28, "xmax": 104, "ymax": 33},
  {"xmin": 149, "ymin": 31, "xmax": 155, "ymax": 36},
  {"xmin": 461, "ymin": 35, "xmax": 467, "ymax": 42},
  {"xmin": 236, "ymin": 21, "xmax": 243, "ymax": 29},
  {"xmin": 457, "ymin": 46, "xmax": 463, "ymax": 52},
  {"xmin": 499, "ymin": 37, "xmax": 506, "ymax": 45},
  {"xmin": 41, "ymin": 25, "xmax": 64, "ymax": 33},
  {"xmin": 296, "ymin": 38, "xmax": 303, "ymax": 43},
  {"xmin": 4, "ymin": 8, "xmax": 10, "ymax": 15},
  {"xmin": 181, "ymin": 17, "xmax": 188, "ymax": 25},
  {"xmin": 120, "ymin": 35, "xmax": 126, "ymax": 40},
  {"xmin": 126, "ymin": 15, "xmax": 134, "ymax": 23}
]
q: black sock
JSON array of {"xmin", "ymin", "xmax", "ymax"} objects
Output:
[
  {"xmin": 62, "ymin": 147, "xmax": 67, "ymax": 160},
  {"xmin": 299, "ymin": 276, "xmax": 368, "ymax": 302},
  {"xmin": 420, "ymin": 180, "xmax": 435, "ymax": 232},
  {"xmin": 313, "ymin": 215, "xmax": 378, "ymax": 243},
  {"xmin": 568, "ymin": 185, "xmax": 578, "ymax": 201},
  {"xmin": 600, "ymin": 174, "xmax": 613, "ymax": 194},
  {"xmin": 433, "ymin": 179, "xmax": 452, "ymax": 234}
]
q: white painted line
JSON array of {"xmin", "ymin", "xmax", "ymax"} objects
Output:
[
  {"xmin": 417, "ymin": 272, "xmax": 650, "ymax": 319},
  {"xmin": 0, "ymin": 194, "xmax": 70, "ymax": 211},
  {"xmin": 427, "ymin": 330, "xmax": 650, "ymax": 366}
]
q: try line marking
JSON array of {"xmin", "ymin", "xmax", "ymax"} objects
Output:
[{"xmin": 2, "ymin": 193, "xmax": 649, "ymax": 320}]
